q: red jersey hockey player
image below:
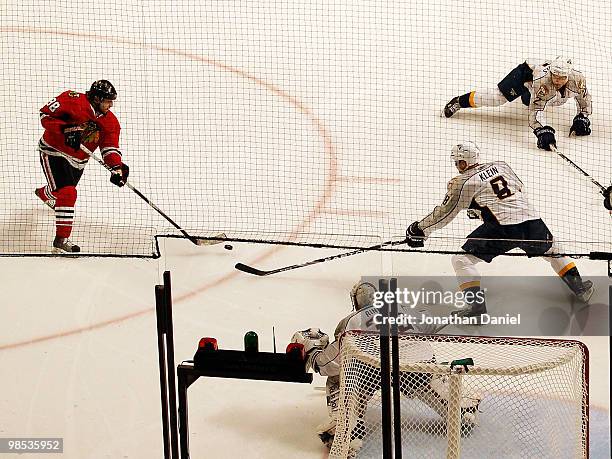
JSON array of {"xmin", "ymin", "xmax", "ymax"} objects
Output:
[{"xmin": 35, "ymin": 80, "xmax": 129, "ymax": 253}]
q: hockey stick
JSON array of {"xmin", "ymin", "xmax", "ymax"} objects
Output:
[
  {"xmin": 80, "ymin": 145, "xmax": 226, "ymax": 246},
  {"xmin": 550, "ymin": 145, "xmax": 606, "ymax": 194},
  {"xmin": 235, "ymin": 239, "xmax": 405, "ymax": 276}
]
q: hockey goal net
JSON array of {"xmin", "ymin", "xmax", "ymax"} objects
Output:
[{"xmin": 330, "ymin": 332, "xmax": 589, "ymax": 459}]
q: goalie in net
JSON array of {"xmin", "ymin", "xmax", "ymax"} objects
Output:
[{"xmin": 291, "ymin": 281, "xmax": 480, "ymax": 456}]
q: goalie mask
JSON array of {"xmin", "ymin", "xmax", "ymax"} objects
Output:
[
  {"xmin": 350, "ymin": 281, "xmax": 377, "ymax": 311},
  {"xmin": 451, "ymin": 141, "xmax": 480, "ymax": 169}
]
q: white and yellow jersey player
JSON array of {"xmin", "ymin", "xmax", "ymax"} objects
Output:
[
  {"xmin": 443, "ymin": 57, "xmax": 592, "ymax": 151},
  {"xmin": 406, "ymin": 141, "xmax": 594, "ymax": 319}
]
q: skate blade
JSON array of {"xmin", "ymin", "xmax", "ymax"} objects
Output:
[
  {"xmin": 51, "ymin": 247, "xmax": 80, "ymax": 256},
  {"xmin": 577, "ymin": 286, "xmax": 595, "ymax": 304}
]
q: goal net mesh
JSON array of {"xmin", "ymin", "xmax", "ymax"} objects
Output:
[
  {"xmin": 330, "ymin": 332, "xmax": 588, "ymax": 459},
  {"xmin": 1, "ymin": 0, "xmax": 610, "ymax": 256}
]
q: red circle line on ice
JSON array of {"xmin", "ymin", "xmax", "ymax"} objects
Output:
[{"xmin": 0, "ymin": 26, "xmax": 339, "ymax": 351}]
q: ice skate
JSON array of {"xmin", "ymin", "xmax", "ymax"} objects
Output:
[
  {"xmin": 34, "ymin": 188, "xmax": 55, "ymax": 209},
  {"xmin": 451, "ymin": 299, "xmax": 487, "ymax": 324},
  {"xmin": 442, "ymin": 96, "xmax": 461, "ymax": 118},
  {"xmin": 52, "ymin": 237, "xmax": 81, "ymax": 254},
  {"xmin": 574, "ymin": 280, "xmax": 594, "ymax": 303}
]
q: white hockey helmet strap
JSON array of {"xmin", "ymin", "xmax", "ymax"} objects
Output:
[
  {"xmin": 350, "ymin": 281, "xmax": 377, "ymax": 311},
  {"xmin": 450, "ymin": 141, "xmax": 480, "ymax": 168},
  {"xmin": 550, "ymin": 56, "xmax": 573, "ymax": 78}
]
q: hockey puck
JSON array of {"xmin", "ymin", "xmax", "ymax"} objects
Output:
[{"xmin": 224, "ymin": 244, "xmax": 233, "ymax": 250}]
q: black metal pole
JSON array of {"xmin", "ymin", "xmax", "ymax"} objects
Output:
[
  {"xmin": 378, "ymin": 278, "xmax": 392, "ymax": 459},
  {"xmin": 163, "ymin": 271, "xmax": 180, "ymax": 459},
  {"xmin": 177, "ymin": 368, "xmax": 190, "ymax": 458},
  {"xmin": 156, "ymin": 285, "xmax": 172, "ymax": 459},
  {"xmin": 390, "ymin": 277, "xmax": 402, "ymax": 458}
]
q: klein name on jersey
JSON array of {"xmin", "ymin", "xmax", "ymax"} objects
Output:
[{"xmin": 478, "ymin": 165, "xmax": 499, "ymax": 182}]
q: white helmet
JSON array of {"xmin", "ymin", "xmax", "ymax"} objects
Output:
[
  {"xmin": 550, "ymin": 56, "xmax": 573, "ymax": 78},
  {"xmin": 451, "ymin": 141, "xmax": 480, "ymax": 168},
  {"xmin": 350, "ymin": 281, "xmax": 377, "ymax": 311}
]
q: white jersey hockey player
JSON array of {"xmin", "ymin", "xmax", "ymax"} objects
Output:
[
  {"xmin": 291, "ymin": 282, "xmax": 480, "ymax": 453},
  {"xmin": 406, "ymin": 141, "xmax": 594, "ymax": 319},
  {"xmin": 443, "ymin": 57, "xmax": 592, "ymax": 151}
]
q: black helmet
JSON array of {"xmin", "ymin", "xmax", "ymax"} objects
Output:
[{"xmin": 88, "ymin": 80, "xmax": 117, "ymax": 101}]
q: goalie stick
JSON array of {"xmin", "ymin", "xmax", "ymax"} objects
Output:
[
  {"xmin": 80, "ymin": 145, "xmax": 225, "ymax": 246},
  {"xmin": 235, "ymin": 239, "xmax": 405, "ymax": 276}
]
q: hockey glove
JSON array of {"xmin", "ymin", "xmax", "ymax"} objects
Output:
[
  {"xmin": 533, "ymin": 126, "xmax": 556, "ymax": 151},
  {"xmin": 570, "ymin": 113, "xmax": 591, "ymax": 136},
  {"xmin": 63, "ymin": 125, "xmax": 84, "ymax": 149},
  {"xmin": 406, "ymin": 221, "xmax": 425, "ymax": 248},
  {"xmin": 63, "ymin": 121, "xmax": 98, "ymax": 149},
  {"xmin": 110, "ymin": 163, "xmax": 130, "ymax": 187},
  {"xmin": 604, "ymin": 186, "xmax": 612, "ymax": 211},
  {"xmin": 291, "ymin": 328, "xmax": 329, "ymax": 372}
]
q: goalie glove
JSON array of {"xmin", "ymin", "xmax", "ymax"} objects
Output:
[
  {"xmin": 466, "ymin": 209, "xmax": 481, "ymax": 220},
  {"xmin": 291, "ymin": 328, "xmax": 329, "ymax": 372},
  {"xmin": 63, "ymin": 121, "xmax": 98, "ymax": 149},
  {"xmin": 570, "ymin": 113, "xmax": 591, "ymax": 137},
  {"xmin": 406, "ymin": 221, "xmax": 425, "ymax": 247},
  {"xmin": 604, "ymin": 186, "xmax": 612, "ymax": 211},
  {"xmin": 110, "ymin": 163, "xmax": 130, "ymax": 187}
]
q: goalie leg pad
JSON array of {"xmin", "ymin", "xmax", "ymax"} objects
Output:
[
  {"xmin": 418, "ymin": 375, "xmax": 482, "ymax": 425},
  {"xmin": 316, "ymin": 417, "xmax": 336, "ymax": 448}
]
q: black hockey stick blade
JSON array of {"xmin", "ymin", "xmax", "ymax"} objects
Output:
[
  {"xmin": 234, "ymin": 239, "xmax": 404, "ymax": 277},
  {"xmin": 234, "ymin": 262, "xmax": 271, "ymax": 276}
]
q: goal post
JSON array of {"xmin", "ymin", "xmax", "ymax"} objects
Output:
[{"xmin": 330, "ymin": 332, "xmax": 589, "ymax": 459}]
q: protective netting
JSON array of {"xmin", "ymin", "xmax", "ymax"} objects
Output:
[
  {"xmin": 1, "ymin": 1, "xmax": 611, "ymax": 256},
  {"xmin": 330, "ymin": 332, "xmax": 588, "ymax": 459}
]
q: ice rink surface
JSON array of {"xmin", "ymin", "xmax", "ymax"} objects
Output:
[
  {"xmin": 1, "ymin": 0, "xmax": 611, "ymax": 457},
  {"xmin": 0, "ymin": 244, "xmax": 609, "ymax": 458}
]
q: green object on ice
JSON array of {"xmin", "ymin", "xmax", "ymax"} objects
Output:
[{"xmin": 244, "ymin": 331, "xmax": 259, "ymax": 353}]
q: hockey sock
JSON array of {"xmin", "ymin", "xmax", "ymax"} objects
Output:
[
  {"xmin": 458, "ymin": 92, "xmax": 475, "ymax": 108},
  {"xmin": 55, "ymin": 186, "xmax": 77, "ymax": 238},
  {"xmin": 473, "ymin": 88, "xmax": 508, "ymax": 107},
  {"xmin": 451, "ymin": 253, "xmax": 482, "ymax": 286}
]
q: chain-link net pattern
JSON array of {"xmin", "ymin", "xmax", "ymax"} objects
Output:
[
  {"xmin": 1, "ymin": 1, "xmax": 611, "ymax": 256},
  {"xmin": 330, "ymin": 332, "xmax": 588, "ymax": 459}
]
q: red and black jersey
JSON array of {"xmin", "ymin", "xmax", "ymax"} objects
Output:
[{"xmin": 39, "ymin": 90, "xmax": 122, "ymax": 169}]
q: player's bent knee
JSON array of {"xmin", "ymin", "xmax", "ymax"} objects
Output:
[
  {"xmin": 452, "ymin": 253, "xmax": 482, "ymax": 279},
  {"xmin": 451, "ymin": 253, "xmax": 478, "ymax": 270}
]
